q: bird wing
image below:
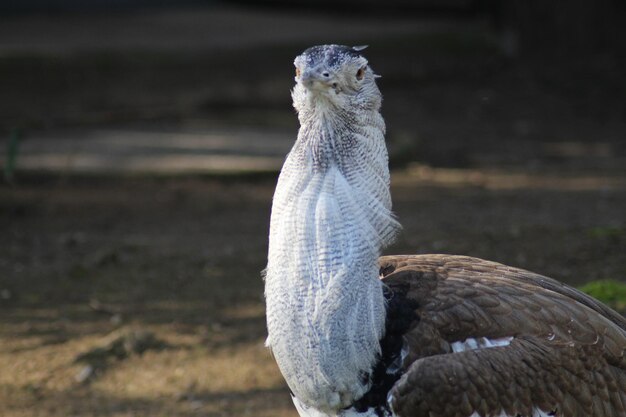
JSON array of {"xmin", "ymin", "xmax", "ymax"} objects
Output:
[{"xmin": 379, "ymin": 254, "xmax": 626, "ymax": 417}]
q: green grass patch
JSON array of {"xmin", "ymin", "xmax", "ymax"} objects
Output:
[
  {"xmin": 579, "ymin": 279, "xmax": 626, "ymax": 314},
  {"xmin": 588, "ymin": 226, "xmax": 625, "ymax": 239}
]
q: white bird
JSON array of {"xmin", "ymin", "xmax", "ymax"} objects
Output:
[{"xmin": 264, "ymin": 44, "xmax": 626, "ymax": 417}]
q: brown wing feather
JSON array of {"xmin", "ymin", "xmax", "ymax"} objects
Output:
[{"xmin": 379, "ymin": 254, "xmax": 626, "ymax": 417}]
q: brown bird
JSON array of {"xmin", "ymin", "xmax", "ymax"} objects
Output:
[{"xmin": 264, "ymin": 44, "xmax": 626, "ymax": 417}]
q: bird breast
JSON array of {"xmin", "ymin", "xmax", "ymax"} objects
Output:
[{"xmin": 265, "ymin": 110, "xmax": 400, "ymax": 412}]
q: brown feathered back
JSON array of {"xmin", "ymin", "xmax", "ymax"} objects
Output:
[{"xmin": 380, "ymin": 254, "xmax": 626, "ymax": 417}]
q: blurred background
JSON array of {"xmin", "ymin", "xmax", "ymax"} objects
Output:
[{"xmin": 1, "ymin": 1, "xmax": 625, "ymax": 416}]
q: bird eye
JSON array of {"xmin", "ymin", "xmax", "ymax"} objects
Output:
[
  {"xmin": 356, "ymin": 66, "xmax": 366, "ymax": 80},
  {"xmin": 295, "ymin": 67, "xmax": 301, "ymax": 77}
]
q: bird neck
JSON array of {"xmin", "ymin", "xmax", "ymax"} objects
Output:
[{"xmin": 265, "ymin": 102, "xmax": 400, "ymax": 411}]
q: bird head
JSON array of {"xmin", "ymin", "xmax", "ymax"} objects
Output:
[{"xmin": 292, "ymin": 44, "xmax": 381, "ymax": 115}]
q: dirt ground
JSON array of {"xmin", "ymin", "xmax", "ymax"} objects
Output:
[{"xmin": 1, "ymin": 5, "xmax": 626, "ymax": 417}]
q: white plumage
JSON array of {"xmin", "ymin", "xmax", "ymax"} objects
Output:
[{"xmin": 265, "ymin": 45, "xmax": 399, "ymax": 412}]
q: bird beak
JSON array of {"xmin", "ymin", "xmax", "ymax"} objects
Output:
[{"xmin": 300, "ymin": 69, "xmax": 334, "ymax": 92}]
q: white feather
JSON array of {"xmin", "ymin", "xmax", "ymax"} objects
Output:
[{"xmin": 450, "ymin": 336, "xmax": 514, "ymax": 353}]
